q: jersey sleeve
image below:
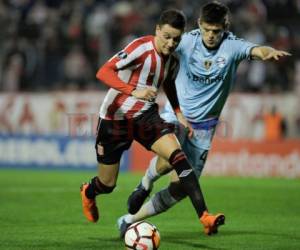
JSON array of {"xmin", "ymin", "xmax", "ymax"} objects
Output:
[
  {"xmin": 175, "ymin": 31, "xmax": 190, "ymax": 55},
  {"xmin": 175, "ymin": 30, "xmax": 199, "ymax": 59},
  {"xmin": 229, "ymin": 34, "xmax": 257, "ymax": 61},
  {"xmin": 96, "ymin": 39, "xmax": 146, "ymax": 95}
]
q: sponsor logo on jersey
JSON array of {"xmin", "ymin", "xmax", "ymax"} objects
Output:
[{"xmin": 186, "ymin": 71, "xmax": 223, "ymax": 84}]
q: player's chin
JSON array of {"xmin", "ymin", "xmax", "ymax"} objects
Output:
[
  {"xmin": 206, "ymin": 43, "xmax": 216, "ymax": 48},
  {"xmin": 162, "ymin": 48, "xmax": 174, "ymax": 55},
  {"xmin": 206, "ymin": 41, "xmax": 219, "ymax": 49}
]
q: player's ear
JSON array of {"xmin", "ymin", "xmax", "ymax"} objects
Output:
[
  {"xmin": 224, "ymin": 15, "xmax": 230, "ymax": 31},
  {"xmin": 155, "ymin": 25, "xmax": 161, "ymax": 37},
  {"xmin": 156, "ymin": 25, "xmax": 161, "ymax": 32}
]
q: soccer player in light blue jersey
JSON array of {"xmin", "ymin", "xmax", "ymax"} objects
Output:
[{"xmin": 119, "ymin": 1, "xmax": 291, "ymax": 237}]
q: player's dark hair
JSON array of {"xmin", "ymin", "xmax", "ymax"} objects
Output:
[
  {"xmin": 200, "ymin": 1, "xmax": 230, "ymax": 28},
  {"xmin": 158, "ymin": 9, "xmax": 186, "ymax": 30}
]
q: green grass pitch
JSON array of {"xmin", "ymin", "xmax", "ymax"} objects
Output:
[{"xmin": 0, "ymin": 169, "xmax": 299, "ymax": 250}]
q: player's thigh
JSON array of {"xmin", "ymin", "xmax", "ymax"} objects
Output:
[
  {"xmin": 133, "ymin": 104, "xmax": 177, "ymax": 156},
  {"xmin": 160, "ymin": 111, "xmax": 188, "ymax": 145},
  {"xmin": 151, "ymin": 133, "xmax": 181, "ymax": 160}
]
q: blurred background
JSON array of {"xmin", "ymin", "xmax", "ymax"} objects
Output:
[{"xmin": 0, "ymin": 0, "xmax": 299, "ymax": 177}]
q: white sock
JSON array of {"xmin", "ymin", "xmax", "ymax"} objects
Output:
[
  {"xmin": 141, "ymin": 156, "xmax": 160, "ymax": 191},
  {"xmin": 124, "ymin": 188, "xmax": 178, "ymax": 224},
  {"xmin": 125, "ymin": 199, "xmax": 156, "ymax": 224}
]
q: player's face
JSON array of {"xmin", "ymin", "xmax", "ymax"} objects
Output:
[
  {"xmin": 199, "ymin": 21, "xmax": 225, "ymax": 49},
  {"xmin": 155, "ymin": 24, "xmax": 183, "ymax": 55}
]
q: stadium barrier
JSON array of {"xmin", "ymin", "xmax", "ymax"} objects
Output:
[
  {"xmin": 0, "ymin": 133, "xmax": 129, "ymax": 171},
  {"xmin": 0, "ymin": 92, "xmax": 299, "ymax": 177}
]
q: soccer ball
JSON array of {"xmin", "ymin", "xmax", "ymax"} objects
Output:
[{"xmin": 124, "ymin": 221, "xmax": 160, "ymax": 250}]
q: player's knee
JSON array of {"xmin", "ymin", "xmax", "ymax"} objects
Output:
[
  {"xmin": 168, "ymin": 149, "xmax": 187, "ymax": 165},
  {"xmin": 168, "ymin": 182, "xmax": 187, "ymax": 201}
]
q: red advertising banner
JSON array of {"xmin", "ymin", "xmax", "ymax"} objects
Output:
[{"xmin": 129, "ymin": 139, "xmax": 300, "ymax": 178}]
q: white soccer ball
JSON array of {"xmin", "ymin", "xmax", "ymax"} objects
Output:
[{"xmin": 124, "ymin": 221, "xmax": 160, "ymax": 250}]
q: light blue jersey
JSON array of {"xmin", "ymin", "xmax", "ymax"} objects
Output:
[
  {"xmin": 161, "ymin": 29, "xmax": 257, "ymax": 174},
  {"xmin": 164, "ymin": 29, "xmax": 257, "ymax": 123}
]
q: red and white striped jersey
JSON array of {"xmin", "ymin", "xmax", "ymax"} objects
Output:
[{"xmin": 96, "ymin": 35, "xmax": 178, "ymax": 120}]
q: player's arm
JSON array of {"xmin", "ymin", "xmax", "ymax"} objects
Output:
[
  {"xmin": 97, "ymin": 60, "xmax": 156, "ymax": 100},
  {"xmin": 162, "ymin": 56, "xmax": 181, "ymax": 113},
  {"xmin": 163, "ymin": 64, "xmax": 193, "ymax": 137},
  {"xmin": 162, "ymin": 77, "xmax": 180, "ymax": 114},
  {"xmin": 96, "ymin": 59, "xmax": 135, "ymax": 95},
  {"xmin": 251, "ymin": 46, "xmax": 291, "ymax": 61},
  {"xmin": 96, "ymin": 40, "xmax": 157, "ymax": 100}
]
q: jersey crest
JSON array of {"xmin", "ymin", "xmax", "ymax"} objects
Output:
[{"xmin": 204, "ymin": 60, "xmax": 212, "ymax": 70}]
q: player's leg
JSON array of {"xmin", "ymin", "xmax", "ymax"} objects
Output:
[
  {"xmin": 130, "ymin": 105, "xmax": 210, "ymax": 224},
  {"xmin": 138, "ymin": 113, "xmax": 187, "ymax": 191},
  {"xmin": 129, "ymin": 109, "xmax": 217, "ymax": 209},
  {"xmin": 80, "ymin": 118, "xmax": 132, "ymax": 223},
  {"xmin": 140, "ymin": 156, "xmax": 171, "ymax": 191},
  {"xmin": 81, "ymin": 162, "xmax": 119, "ymax": 222},
  {"xmin": 139, "ymin": 123, "xmax": 187, "ymax": 190},
  {"xmin": 118, "ymin": 170, "xmax": 179, "ymax": 238},
  {"xmin": 127, "ymin": 122, "xmax": 186, "ymax": 214},
  {"xmin": 121, "ymin": 137, "xmax": 225, "ymax": 236},
  {"xmin": 127, "ymin": 155, "xmax": 172, "ymax": 214},
  {"xmin": 150, "ymin": 133, "xmax": 208, "ymax": 219},
  {"xmin": 120, "ymin": 168, "xmax": 207, "ymax": 238},
  {"xmin": 145, "ymin": 168, "xmax": 225, "ymax": 236}
]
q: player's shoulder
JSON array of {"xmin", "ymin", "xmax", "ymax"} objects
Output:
[
  {"xmin": 178, "ymin": 29, "xmax": 199, "ymax": 49},
  {"xmin": 184, "ymin": 29, "xmax": 201, "ymax": 39},
  {"xmin": 223, "ymin": 31, "xmax": 245, "ymax": 42}
]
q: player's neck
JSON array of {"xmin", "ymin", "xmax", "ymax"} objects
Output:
[
  {"xmin": 202, "ymin": 40, "xmax": 221, "ymax": 50},
  {"xmin": 201, "ymin": 33, "xmax": 226, "ymax": 50}
]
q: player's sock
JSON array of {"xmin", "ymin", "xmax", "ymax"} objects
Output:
[
  {"xmin": 85, "ymin": 176, "xmax": 115, "ymax": 199},
  {"xmin": 169, "ymin": 149, "xmax": 207, "ymax": 218},
  {"xmin": 124, "ymin": 187, "xmax": 178, "ymax": 224},
  {"xmin": 125, "ymin": 198, "xmax": 157, "ymax": 223},
  {"xmin": 141, "ymin": 157, "xmax": 160, "ymax": 191},
  {"xmin": 151, "ymin": 187, "xmax": 178, "ymax": 213}
]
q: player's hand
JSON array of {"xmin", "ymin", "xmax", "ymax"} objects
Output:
[
  {"xmin": 262, "ymin": 49, "xmax": 291, "ymax": 61},
  {"xmin": 175, "ymin": 112, "xmax": 193, "ymax": 138},
  {"xmin": 131, "ymin": 87, "xmax": 157, "ymax": 101}
]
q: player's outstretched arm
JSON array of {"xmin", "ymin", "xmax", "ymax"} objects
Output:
[{"xmin": 251, "ymin": 46, "xmax": 291, "ymax": 61}]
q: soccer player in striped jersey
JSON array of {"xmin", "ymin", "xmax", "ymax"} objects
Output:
[
  {"xmin": 80, "ymin": 9, "xmax": 224, "ymax": 234},
  {"xmin": 120, "ymin": 1, "xmax": 291, "ymax": 237}
]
